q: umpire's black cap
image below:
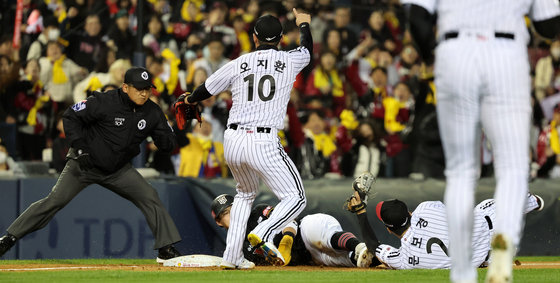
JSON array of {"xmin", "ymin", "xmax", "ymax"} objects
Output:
[
  {"xmin": 375, "ymin": 199, "xmax": 410, "ymax": 231},
  {"xmin": 124, "ymin": 67, "xmax": 156, "ymax": 89},
  {"xmin": 254, "ymin": 15, "xmax": 283, "ymax": 43},
  {"xmin": 211, "ymin": 194, "xmax": 234, "ymax": 221}
]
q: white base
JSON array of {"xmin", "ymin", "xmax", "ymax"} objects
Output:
[{"xmin": 161, "ymin": 254, "xmax": 223, "ymax": 267}]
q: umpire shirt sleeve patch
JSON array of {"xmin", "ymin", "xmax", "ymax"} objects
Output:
[{"xmin": 72, "ymin": 100, "xmax": 87, "ymax": 112}]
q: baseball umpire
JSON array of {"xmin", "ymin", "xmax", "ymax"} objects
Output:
[
  {"xmin": 0, "ymin": 67, "xmax": 182, "ymax": 261},
  {"xmin": 176, "ymin": 9, "xmax": 312, "ymax": 269}
]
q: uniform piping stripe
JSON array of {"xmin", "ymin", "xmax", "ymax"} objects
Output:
[{"xmin": 261, "ymin": 143, "xmax": 306, "ymax": 240}]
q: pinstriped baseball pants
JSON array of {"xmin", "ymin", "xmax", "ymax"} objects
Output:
[
  {"xmin": 222, "ymin": 127, "xmax": 307, "ymax": 265},
  {"xmin": 435, "ymin": 35, "xmax": 531, "ymax": 281}
]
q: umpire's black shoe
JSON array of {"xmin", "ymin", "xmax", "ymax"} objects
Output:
[
  {"xmin": 0, "ymin": 234, "xmax": 17, "ymax": 258},
  {"xmin": 156, "ymin": 244, "xmax": 181, "ymax": 263}
]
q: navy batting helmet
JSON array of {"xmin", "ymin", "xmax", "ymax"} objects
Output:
[
  {"xmin": 211, "ymin": 194, "xmax": 234, "ymax": 221},
  {"xmin": 254, "ymin": 14, "xmax": 283, "ymax": 43}
]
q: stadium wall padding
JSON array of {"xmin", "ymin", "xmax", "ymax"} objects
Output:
[{"xmin": 0, "ymin": 177, "xmax": 558, "ymax": 259}]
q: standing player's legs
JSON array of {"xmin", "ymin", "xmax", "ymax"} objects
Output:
[
  {"xmin": 480, "ymin": 41, "xmax": 531, "ymax": 282},
  {"xmin": 100, "ymin": 163, "xmax": 181, "ymax": 249},
  {"xmin": 7, "ymin": 159, "xmax": 91, "ymax": 239},
  {"xmin": 222, "ymin": 129, "xmax": 259, "ymax": 266},
  {"xmin": 435, "ymin": 39, "xmax": 482, "ymax": 282},
  {"xmin": 480, "ymin": 41, "xmax": 531, "ymax": 249},
  {"xmin": 249, "ymin": 132, "xmax": 306, "ymax": 245}
]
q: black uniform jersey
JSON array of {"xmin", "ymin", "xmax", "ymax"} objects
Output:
[
  {"xmin": 243, "ymin": 204, "xmax": 312, "ymax": 266},
  {"xmin": 63, "ymin": 89, "xmax": 176, "ymax": 172}
]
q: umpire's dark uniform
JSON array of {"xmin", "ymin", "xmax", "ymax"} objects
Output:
[{"xmin": 6, "ymin": 67, "xmax": 181, "ymax": 252}]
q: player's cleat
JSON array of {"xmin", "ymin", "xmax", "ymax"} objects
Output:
[
  {"xmin": 247, "ymin": 233, "xmax": 285, "ymax": 266},
  {"xmin": 220, "ymin": 258, "xmax": 255, "ymax": 270},
  {"xmin": 355, "ymin": 242, "xmax": 373, "ymax": 268},
  {"xmin": 0, "ymin": 234, "xmax": 17, "ymax": 258},
  {"xmin": 156, "ymin": 244, "xmax": 182, "ymax": 263},
  {"xmin": 531, "ymin": 194, "xmax": 544, "ymax": 211},
  {"xmin": 278, "ymin": 234, "xmax": 294, "ymax": 266},
  {"xmin": 485, "ymin": 233, "xmax": 513, "ymax": 283}
]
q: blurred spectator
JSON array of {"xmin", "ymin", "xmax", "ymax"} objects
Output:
[
  {"xmin": 232, "ymin": 15, "xmax": 252, "ymax": 55},
  {"xmin": 341, "ymin": 119, "xmax": 382, "ymax": 178},
  {"xmin": 14, "ymin": 59, "xmax": 54, "ymax": 161},
  {"xmin": 143, "ymin": 14, "xmax": 180, "ymax": 57},
  {"xmin": 321, "ymin": 28, "xmax": 343, "ymax": 62},
  {"xmin": 191, "ymin": 36, "xmax": 230, "ymax": 79},
  {"xmin": 536, "ymin": 103, "xmax": 560, "ymax": 178},
  {"xmin": 363, "ymin": 7, "xmax": 398, "ymax": 55},
  {"xmin": 200, "ymin": 94, "xmax": 229, "ymax": 143},
  {"xmin": 62, "ymin": 13, "xmax": 107, "ymax": 72},
  {"xmin": 383, "ymin": 81, "xmax": 413, "ymax": 177},
  {"xmin": 535, "ymin": 40, "xmax": 560, "ymax": 102},
  {"xmin": 0, "ymin": 34, "xmax": 19, "ymax": 62},
  {"xmin": 358, "ymin": 66, "xmax": 391, "ymax": 124},
  {"xmin": 65, "ymin": 0, "xmax": 111, "ymax": 34},
  {"xmin": 0, "ymin": 138, "xmax": 21, "ymax": 177},
  {"xmin": 0, "ymin": 55, "xmax": 20, "ymax": 159},
  {"xmin": 177, "ymin": 118, "xmax": 228, "ymax": 178},
  {"xmin": 73, "ymin": 59, "xmax": 131, "ymax": 102},
  {"xmin": 329, "ymin": 4, "xmax": 358, "ymax": 56},
  {"xmin": 310, "ymin": 3, "xmax": 332, "ymax": 47},
  {"xmin": 203, "ymin": 1, "xmax": 238, "ymax": 58},
  {"xmin": 106, "ymin": 9, "xmax": 135, "ymax": 60},
  {"xmin": 39, "ymin": 41, "xmax": 86, "ymax": 105},
  {"xmin": 304, "ymin": 51, "xmax": 347, "ymax": 117},
  {"xmin": 387, "ymin": 44, "xmax": 420, "ymax": 86},
  {"xmin": 294, "ymin": 110, "xmax": 336, "ymax": 179},
  {"xmin": 26, "ymin": 16, "xmax": 59, "ymax": 61}
]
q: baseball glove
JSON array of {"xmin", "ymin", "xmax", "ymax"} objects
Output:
[
  {"xmin": 173, "ymin": 92, "xmax": 202, "ymax": 130},
  {"xmin": 344, "ymin": 172, "xmax": 376, "ymax": 213}
]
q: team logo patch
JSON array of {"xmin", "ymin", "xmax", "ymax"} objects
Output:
[
  {"xmin": 138, "ymin": 119, "xmax": 146, "ymax": 130},
  {"xmin": 115, "ymin": 117, "xmax": 125, "ymax": 126},
  {"xmin": 141, "ymin": 71, "xmax": 148, "ymax": 80},
  {"xmin": 71, "ymin": 100, "xmax": 87, "ymax": 112},
  {"xmin": 217, "ymin": 195, "xmax": 228, "ymax": 204}
]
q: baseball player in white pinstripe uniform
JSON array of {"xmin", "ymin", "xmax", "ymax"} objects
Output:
[
  {"xmin": 181, "ymin": 9, "xmax": 312, "ymax": 269},
  {"xmin": 401, "ymin": 0, "xmax": 560, "ymax": 282},
  {"xmin": 349, "ymin": 192, "xmax": 543, "ymax": 270}
]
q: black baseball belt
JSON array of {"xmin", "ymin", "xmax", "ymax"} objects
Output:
[
  {"xmin": 443, "ymin": 31, "xmax": 515, "ymax": 41},
  {"xmin": 228, "ymin": 124, "xmax": 272, "ymax": 133}
]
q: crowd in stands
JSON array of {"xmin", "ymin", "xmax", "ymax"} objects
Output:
[{"xmin": 0, "ymin": 0, "xmax": 559, "ymax": 179}]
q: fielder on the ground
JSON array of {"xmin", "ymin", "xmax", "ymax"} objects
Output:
[{"xmin": 346, "ymin": 184, "xmax": 544, "ymax": 270}]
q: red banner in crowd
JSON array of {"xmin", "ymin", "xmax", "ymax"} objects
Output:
[{"xmin": 12, "ymin": 0, "xmax": 24, "ymax": 49}]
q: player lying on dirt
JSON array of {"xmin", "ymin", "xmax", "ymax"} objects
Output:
[
  {"xmin": 346, "ymin": 172, "xmax": 544, "ymax": 269},
  {"xmin": 211, "ymin": 194, "xmax": 375, "ymax": 267}
]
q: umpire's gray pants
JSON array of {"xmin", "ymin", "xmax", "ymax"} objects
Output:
[{"xmin": 7, "ymin": 159, "xmax": 181, "ymax": 249}]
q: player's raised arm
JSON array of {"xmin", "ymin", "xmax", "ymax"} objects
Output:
[{"xmin": 293, "ymin": 8, "xmax": 313, "ymax": 55}]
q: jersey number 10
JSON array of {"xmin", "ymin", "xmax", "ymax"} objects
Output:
[{"xmin": 243, "ymin": 74, "xmax": 276, "ymax": 102}]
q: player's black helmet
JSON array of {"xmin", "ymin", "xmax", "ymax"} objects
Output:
[
  {"xmin": 254, "ymin": 14, "xmax": 283, "ymax": 43},
  {"xmin": 211, "ymin": 194, "xmax": 234, "ymax": 221},
  {"xmin": 375, "ymin": 199, "xmax": 410, "ymax": 235}
]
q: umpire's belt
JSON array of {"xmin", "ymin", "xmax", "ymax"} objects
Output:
[
  {"xmin": 229, "ymin": 124, "xmax": 272, "ymax": 133},
  {"xmin": 443, "ymin": 31, "xmax": 514, "ymax": 41}
]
